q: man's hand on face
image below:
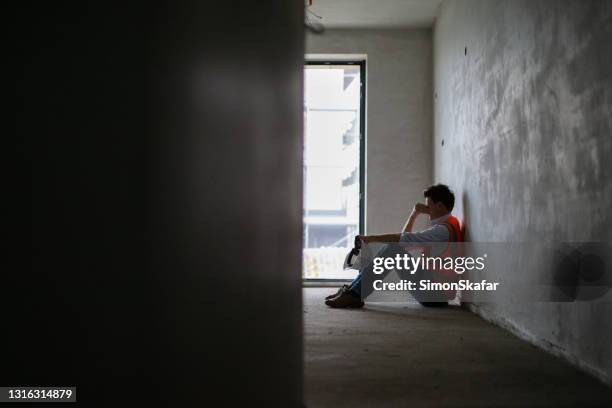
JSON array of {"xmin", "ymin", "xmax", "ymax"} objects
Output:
[{"xmin": 413, "ymin": 202, "xmax": 430, "ymax": 216}]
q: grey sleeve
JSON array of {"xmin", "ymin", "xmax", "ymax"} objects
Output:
[{"xmin": 399, "ymin": 223, "xmax": 449, "ymax": 243}]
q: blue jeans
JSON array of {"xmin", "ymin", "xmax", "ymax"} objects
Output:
[
  {"xmin": 349, "ymin": 244, "xmax": 401, "ymax": 297},
  {"xmin": 349, "ymin": 243, "xmax": 453, "ymax": 303},
  {"xmin": 349, "ymin": 270, "xmax": 363, "ymax": 295}
]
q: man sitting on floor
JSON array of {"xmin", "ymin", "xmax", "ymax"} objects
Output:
[{"xmin": 325, "ymin": 184, "xmax": 462, "ymax": 308}]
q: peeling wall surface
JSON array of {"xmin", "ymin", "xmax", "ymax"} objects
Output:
[
  {"xmin": 307, "ymin": 30, "xmax": 433, "ymax": 234},
  {"xmin": 434, "ymin": 0, "xmax": 612, "ymax": 382}
]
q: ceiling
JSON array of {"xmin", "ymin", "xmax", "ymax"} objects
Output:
[{"xmin": 306, "ymin": 0, "xmax": 444, "ymax": 29}]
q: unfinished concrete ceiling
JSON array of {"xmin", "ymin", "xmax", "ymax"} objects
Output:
[{"xmin": 307, "ymin": 0, "xmax": 443, "ymax": 29}]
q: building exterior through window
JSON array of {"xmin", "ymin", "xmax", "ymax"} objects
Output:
[{"xmin": 303, "ymin": 62, "xmax": 364, "ymax": 280}]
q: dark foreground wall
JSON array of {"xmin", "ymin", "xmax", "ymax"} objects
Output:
[
  {"xmin": 12, "ymin": 1, "xmax": 303, "ymax": 405},
  {"xmin": 434, "ymin": 0, "xmax": 612, "ymax": 383}
]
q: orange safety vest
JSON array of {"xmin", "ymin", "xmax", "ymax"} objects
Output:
[
  {"xmin": 441, "ymin": 215, "xmax": 464, "ymax": 245},
  {"xmin": 426, "ymin": 214, "xmax": 464, "ymax": 301}
]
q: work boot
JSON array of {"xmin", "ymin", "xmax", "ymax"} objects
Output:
[
  {"xmin": 325, "ymin": 287, "xmax": 364, "ymax": 308},
  {"xmin": 325, "ymin": 284, "xmax": 350, "ymax": 300}
]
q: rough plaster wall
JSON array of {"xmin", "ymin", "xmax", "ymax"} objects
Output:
[
  {"xmin": 307, "ymin": 30, "xmax": 433, "ymax": 234},
  {"xmin": 434, "ymin": 0, "xmax": 612, "ymax": 383}
]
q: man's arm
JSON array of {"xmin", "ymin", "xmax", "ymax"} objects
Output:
[
  {"xmin": 358, "ymin": 203, "xmax": 430, "ymax": 244},
  {"xmin": 359, "ymin": 233, "xmax": 403, "ymax": 244},
  {"xmin": 402, "ymin": 203, "xmax": 429, "ymax": 233}
]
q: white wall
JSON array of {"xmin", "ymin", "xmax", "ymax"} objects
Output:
[
  {"xmin": 307, "ymin": 29, "xmax": 433, "ymax": 234},
  {"xmin": 434, "ymin": 0, "xmax": 612, "ymax": 384}
]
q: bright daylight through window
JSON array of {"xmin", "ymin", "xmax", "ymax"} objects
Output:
[{"xmin": 303, "ymin": 63, "xmax": 363, "ymax": 280}]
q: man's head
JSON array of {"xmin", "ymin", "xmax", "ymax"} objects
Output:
[{"xmin": 423, "ymin": 184, "xmax": 455, "ymax": 220}]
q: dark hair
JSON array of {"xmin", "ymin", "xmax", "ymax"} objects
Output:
[{"xmin": 424, "ymin": 184, "xmax": 455, "ymax": 211}]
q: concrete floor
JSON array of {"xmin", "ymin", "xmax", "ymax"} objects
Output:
[{"xmin": 304, "ymin": 288, "xmax": 612, "ymax": 407}]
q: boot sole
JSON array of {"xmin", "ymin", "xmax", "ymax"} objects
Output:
[{"xmin": 325, "ymin": 301, "xmax": 364, "ymax": 308}]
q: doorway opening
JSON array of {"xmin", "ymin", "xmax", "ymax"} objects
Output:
[{"xmin": 303, "ymin": 60, "xmax": 366, "ymax": 280}]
